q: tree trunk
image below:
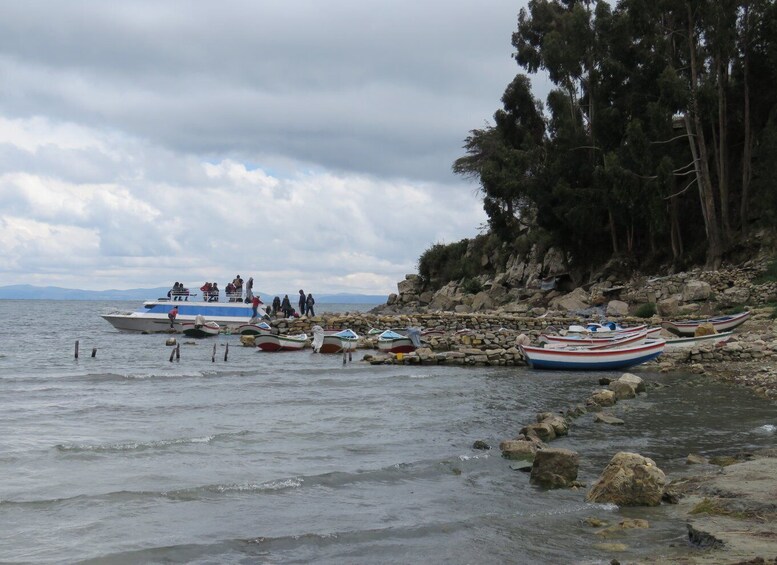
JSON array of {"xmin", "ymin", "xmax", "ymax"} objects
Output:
[
  {"xmin": 717, "ymin": 57, "xmax": 731, "ymax": 238},
  {"xmin": 686, "ymin": 3, "xmax": 723, "ymax": 270},
  {"xmin": 740, "ymin": 1, "xmax": 753, "ymax": 228}
]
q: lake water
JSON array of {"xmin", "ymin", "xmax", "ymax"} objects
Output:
[{"xmin": 1, "ymin": 300, "xmax": 775, "ymax": 564}]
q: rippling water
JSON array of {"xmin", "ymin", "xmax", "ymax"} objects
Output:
[{"xmin": 1, "ymin": 300, "xmax": 775, "ymax": 564}]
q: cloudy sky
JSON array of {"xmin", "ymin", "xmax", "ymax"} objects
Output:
[{"xmin": 0, "ymin": 1, "xmax": 534, "ymax": 296}]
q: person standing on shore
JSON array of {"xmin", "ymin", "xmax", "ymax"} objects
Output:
[
  {"xmin": 306, "ymin": 293, "xmax": 315, "ymax": 317},
  {"xmin": 168, "ymin": 306, "xmax": 178, "ymax": 328},
  {"xmin": 298, "ymin": 289, "xmax": 306, "ymax": 316},
  {"xmin": 280, "ymin": 294, "xmax": 292, "ymax": 318}
]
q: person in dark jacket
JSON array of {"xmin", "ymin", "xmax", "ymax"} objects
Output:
[
  {"xmin": 272, "ymin": 296, "xmax": 281, "ymax": 316},
  {"xmin": 280, "ymin": 295, "xmax": 292, "ymax": 317},
  {"xmin": 298, "ymin": 289, "xmax": 306, "ymax": 316},
  {"xmin": 305, "ymin": 293, "xmax": 315, "ymax": 317}
]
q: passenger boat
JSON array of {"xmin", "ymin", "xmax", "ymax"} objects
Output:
[
  {"xmin": 376, "ymin": 329, "xmax": 420, "ymax": 354},
  {"xmin": 520, "ymin": 339, "xmax": 666, "ymax": 370},
  {"xmin": 235, "ymin": 322, "xmax": 272, "ymax": 335},
  {"xmin": 661, "ymin": 311, "xmax": 750, "ymax": 337},
  {"xmin": 664, "ymin": 331, "xmax": 734, "ymax": 351},
  {"xmin": 255, "ymin": 333, "xmax": 308, "ymax": 352},
  {"xmin": 312, "ymin": 327, "xmax": 359, "ymax": 353},
  {"xmin": 102, "ymin": 299, "xmax": 260, "ymax": 333},
  {"xmin": 180, "ymin": 319, "xmax": 220, "ymax": 338}
]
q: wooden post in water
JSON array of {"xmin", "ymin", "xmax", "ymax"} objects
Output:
[
  {"xmin": 224, "ymin": 343, "xmax": 229, "ymax": 362},
  {"xmin": 342, "ymin": 349, "xmax": 346, "ymax": 365},
  {"xmin": 91, "ymin": 347, "xmax": 97, "ymax": 358},
  {"xmin": 74, "ymin": 340, "xmax": 79, "ymax": 359},
  {"xmin": 212, "ymin": 343, "xmax": 217, "ymax": 363},
  {"xmin": 169, "ymin": 347, "xmax": 175, "ymax": 362},
  {"xmin": 348, "ymin": 350, "xmax": 352, "ymax": 363},
  {"xmin": 176, "ymin": 344, "xmax": 180, "ymax": 361}
]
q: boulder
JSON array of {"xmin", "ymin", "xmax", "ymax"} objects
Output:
[
  {"xmin": 606, "ymin": 300, "xmax": 629, "ymax": 317},
  {"xmin": 586, "ymin": 452, "xmax": 667, "ymax": 506},
  {"xmin": 386, "ymin": 293, "xmax": 398, "ymax": 305},
  {"xmin": 520, "ymin": 422, "xmax": 557, "ymax": 442},
  {"xmin": 397, "ymin": 274, "xmax": 421, "ymax": 295},
  {"xmin": 682, "ymin": 280, "xmax": 712, "ymax": 302},
  {"xmin": 618, "ymin": 373, "xmax": 646, "ymax": 394},
  {"xmin": 550, "ymin": 287, "xmax": 590, "ymax": 313},
  {"xmin": 588, "ymin": 389, "xmax": 617, "ymax": 407},
  {"xmin": 608, "ymin": 380, "xmax": 636, "ymax": 400},
  {"xmin": 239, "ymin": 335, "xmax": 255, "ymax": 347},
  {"xmin": 530, "ymin": 448, "xmax": 579, "ymax": 488},
  {"xmin": 499, "ymin": 439, "xmax": 541, "ymax": 461},
  {"xmin": 594, "ymin": 412, "xmax": 625, "ymax": 425},
  {"xmin": 695, "ymin": 322, "xmax": 716, "ymax": 337},
  {"xmin": 657, "ymin": 296, "xmax": 680, "ymax": 316},
  {"xmin": 471, "ymin": 291, "xmax": 495, "ymax": 312}
]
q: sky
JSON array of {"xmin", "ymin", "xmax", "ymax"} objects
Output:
[{"xmin": 0, "ymin": 0, "xmax": 535, "ymax": 296}]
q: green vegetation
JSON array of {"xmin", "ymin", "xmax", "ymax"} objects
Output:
[
  {"xmin": 448, "ymin": 0, "xmax": 777, "ymax": 283},
  {"xmin": 690, "ymin": 498, "xmax": 747, "ymax": 519},
  {"xmin": 634, "ymin": 303, "xmax": 657, "ymax": 319}
]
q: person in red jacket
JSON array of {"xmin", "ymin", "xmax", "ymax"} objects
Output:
[
  {"xmin": 168, "ymin": 306, "xmax": 178, "ymax": 328},
  {"xmin": 251, "ymin": 295, "xmax": 262, "ymax": 319}
]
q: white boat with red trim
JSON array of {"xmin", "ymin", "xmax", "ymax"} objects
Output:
[
  {"xmin": 661, "ymin": 311, "xmax": 750, "ymax": 337},
  {"xmin": 255, "ymin": 333, "xmax": 308, "ymax": 352},
  {"xmin": 520, "ymin": 339, "xmax": 665, "ymax": 370}
]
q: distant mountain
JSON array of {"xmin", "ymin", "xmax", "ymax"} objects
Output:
[{"xmin": 0, "ymin": 284, "xmax": 387, "ymax": 304}]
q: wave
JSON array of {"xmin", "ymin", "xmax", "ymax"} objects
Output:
[{"xmin": 54, "ymin": 430, "xmax": 251, "ymax": 453}]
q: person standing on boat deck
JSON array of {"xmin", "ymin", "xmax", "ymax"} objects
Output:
[
  {"xmin": 245, "ymin": 277, "xmax": 254, "ymax": 301},
  {"xmin": 298, "ymin": 289, "xmax": 306, "ymax": 316},
  {"xmin": 200, "ymin": 282, "xmax": 211, "ymax": 301},
  {"xmin": 306, "ymin": 293, "xmax": 315, "ymax": 317},
  {"xmin": 280, "ymin": 294, "xmax": 292, "ymax": 318},
  {"xmin": 210, "ymin": 283, "xmax": 219, "ymax": 302},
  {"xmin": 168, "ymin": 306, "xmax": 178, "ymax": 328}
]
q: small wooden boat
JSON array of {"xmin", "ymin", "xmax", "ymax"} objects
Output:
[
  {"xmin": 664, "ymin": 331, "xmax": 734, "ymax": 351},
  {"xmin": 661, "ymin": 311, "xmax": 750, "ymax": 337},
  {"xmin": 312, "ymin": 327, "xmax": 359, "ymax": 353},
  {"xmin": 255, "ymin": 333, "xmax": 308, "ymax": 352},
  {"xmin": 540, "ymin": 329, "xmax": 652, "ymax": 348},
  {"xmin": 520, "ymin": 339, "xmax": 666, "ymax": 371},
  {"xmin": 180, "ymin": 319, "xmax": 220, "ymax": 338},
  {"xmin": 236, "ymin": 322, "xmax": 272, "ymax": 335},
  {"xmin": 376, "ymin": 330, "xmax": 418, "ymax": 354}
]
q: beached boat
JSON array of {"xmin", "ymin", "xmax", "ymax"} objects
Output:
[
  {"xmin": 255, "ymin": 333, "xmax": 308, "ymax": 352},
  {"xmin": 661, "ymin": 311, "xmax": 750, "ymax": 337},
  {"xmin": 566, "ymin": 323, "xmax": 660, "ymax": 338},
  {"xmin": 312, "ymin": 327, "xmax": 359, "ymax": 353},
  {"xmin": 235, "ymin": 322, "xmax": 272, "ymax": 335},
  {"xmin": 520, "ymin": 339, "xmax": 666, "ymax": 370},
  {"xmin": 540, "ymin": 328, "xmax": 652, "ymax": 348},
  {"xmin": 102, "ymin": 299, "xmax": 263, "ymax": 333},
  {"xmin": 376, "ymin": 329, "xmax": 421, "ymax": 354},
  {"xmin": 664, "ymin": 331, "xmax": 734, "ymax": 351},
  {"xmin": 180, "ymin": 319, "xmax": 220, "ymax": 338}
]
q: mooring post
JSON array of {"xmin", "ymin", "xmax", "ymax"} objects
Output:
[
  {"xmin": 91, "ymin": 347, "xmax": 97, "ymax": 358},
  {"xmin": 169, "ymin": 347, "xmax": 175, "ymax": 362},
  {"xmin": 212, "ymin": 343, "xmax": 217, "ymax": 363},
  {"xmin": 348, "ymin": 350, "xmax": 352, "ymax": 363},
  {"xmin": 342, "ymin": 349, "xmax": 346, "ymax": 365},
  {"xmin": 74, "ymin": 340, "xmax": 79, "ymax": 359},
  {"xmin": 224, "ymin": 342, "xmax": 229, "ymax": 362},
  {"xmin": 176, "ymin": 343, "xmax": 180, "ymax": 361}
]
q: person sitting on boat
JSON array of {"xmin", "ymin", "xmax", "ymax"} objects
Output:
[
  {"xmin": 225, "ymin": 282, "xmax": 236, "ymax": 302},
  {"xmin": 233, "ymin": 275, "xmax": 243, "ymax": 298},
  {"xmin": 271, "ymin": 296, "xmax": 281, "ymax": 316},
  {"xmin": 200, "ymin": 282, "xmax": 212, "ymax": 301},
  {"xmin": 209, "ymin": 283, "xmax": 219, "ymax": 302}
]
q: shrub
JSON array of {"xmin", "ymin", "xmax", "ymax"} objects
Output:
[
  {"xmin": 461, "ymin": 277, "xmax": 483, "ymax": 294},
  {"xmin": 634, "ymin": 302, "xmax": 656, "ymax": 318},
  {"xmin": 754, "ymin": 260, "xmax": 777, "ymax": 284}
]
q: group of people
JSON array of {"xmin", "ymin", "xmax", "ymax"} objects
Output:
[
  {"xmin": 171, "ymin": 279, "xmax": 316, "ymax": 318},
  {"xmin": 195, "ymin": 275, "xmax": 255, "ymax": 303},
  {"xmin": 167, "ymin": 282, "xmax": 190, "ymax": 301},
  {"xmin": 269, "ymin": 290, "xmax": 315, "ymax": 318}
]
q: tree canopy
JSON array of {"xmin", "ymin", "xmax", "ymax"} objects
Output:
[{"xmin": 453, "ymin": 0, "xmax": 777, "ymax": 278}]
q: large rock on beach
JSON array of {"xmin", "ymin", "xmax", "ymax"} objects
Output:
[
  {"xmin": 500, "ymin": 439, "xmax": 542, "ymax": 461},
  {"xmin": 530, "ymin": 448, "xmax": 579, "ymax": 489},
  {"xmin": 586, "ymin": 452, "xmax": 667, "ymax": 506},
  {"xmin": 606, "ymin": 300, "xmax": 629, "ymax": 317},
  {"xmin": 608, "ymin": 379, "xmax": 636, "ymax": 400},
  {"xmin": 587, "ymin": 389, "xmax": 617, "ymax": 408},
  {"xmin": 550, "ymin": 287, "xmax": 590, "ymax": 313},
  {"xmin": 682, "ymin": 280, "xmax": 712, "ymax": 302},
  {"xmin": 618, "ymin": 373, "xmax": 646, "ymax": 394}
]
